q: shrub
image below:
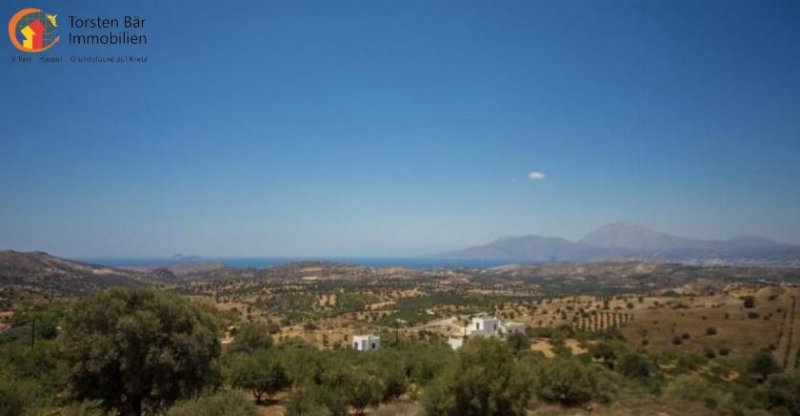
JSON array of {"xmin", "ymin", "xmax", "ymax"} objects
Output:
[
  {"xmin": 616, "ymin": 352, "xmax": 652, "ymax": 379},
  {"xmin": 588, "ymin": 342, "xmax": 617, "ymax": 369},
  {"xmin": 704, "ymin": 347, "xmax": 716, "ymax": 359},
  {"xmin": 377, "ymin": 363, "xmax": 408, "ymax": 401},
  {"xmin": 532, "ymin": 356, "xmax": 617, "ymax": 407},
  {"xmin": 311, "ymin": 358, "xmax": 384, "ymax": 415},
  {"xmin": 230, "ymin": 322, "xmax": 273, "ymax": 353},
  {"xmin": 273, "ymin": 339, "xmax": 325, "ymax": 387},
  {"xmin": 675, "ymin": 352, "xmax": 708, "ymax": 374},
  {"xmin": 54, "ymin": 401, "xmax": 105, "ymax": 416},
  {"xmin": 506, "ymin": 332, "xmax": 530, "ymax": 355},
  {"xmin": 422, "ymin": 338, "xmax": 532, "ymax": 416},
  {"xmin": 747, "ymin": 350, "xmax": 782, "ymax": 382},
  {"xmin": 400, "ymin": 343, "xmax": 452, "ymax": 386},
  {"xmin": 755, "ymin": 373, "xmax": 800, "ymax": 415},
  {"xmin": 266, "ymin": 322, "xmax": 281, "ymax": 334},
  {"xmin": 705, "ymin": 327, "xmax": 717, "ymax": 336},
  {"xmin": 743, "ymin": 296, "xmax": 755, "ymax": 309},
  {"xmin": 0, "ymin": 340, "xmax": 62, "ymax": 392},
  {"xmin": 284, "ymin": 386, "xmax": 336, "ymax": 416},
  {"xmin": 0, "ymin": 372, "xmax": 44, "ymax": 416},
  {"xmin": 166, "ymin": 391, "xmax": 259, "ymax": 416},
  {"xmin": 664, "ymin": 374, "xmax": 734, "ymax": 410},
  {"xmin": 346, "ymin": 372, "xmax": 384, "ymax": 415}
]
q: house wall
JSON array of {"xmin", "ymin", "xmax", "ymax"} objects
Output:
[
  {"xmin": 353, "ymin": 336, "xmax": 380, "ymax": 351},
  {"xmin": 469, "ymin": 317, "xmax": 500, "ymax": 336}
]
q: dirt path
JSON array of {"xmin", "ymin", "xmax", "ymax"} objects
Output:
[{"xmin": 409, "ymin": 316, "xmax": 458, "ymax": 331}]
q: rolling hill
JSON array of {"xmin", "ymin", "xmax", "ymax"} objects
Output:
[{"xmin": 0, "ymin": 250, "xmax": 156, "ymax": 293}]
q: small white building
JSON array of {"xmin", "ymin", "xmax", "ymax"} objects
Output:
[
  {"xmin": 468, "ymin": 316, "xmax": 500, "ymax": 337},
  {"xmin": 352, "ymin": 334, "xmax": 380, "ymax": 351},
  {"xmin": 450, "ymin": 315, "xmax": 528, "ymax": 349}
]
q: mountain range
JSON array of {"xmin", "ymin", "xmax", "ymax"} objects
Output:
[{"xmin": 440, "ymin": 223, "xmax": 800, "ymax": 266}]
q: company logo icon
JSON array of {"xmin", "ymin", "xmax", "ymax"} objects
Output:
[{"xmin": 8, "ymin": 8, "xmax": 60, "ymax": 52}]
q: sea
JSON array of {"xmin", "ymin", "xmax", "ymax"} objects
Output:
[{"xmin": 80, "ymin": 257, "xmax": 539, "ymax": 270}]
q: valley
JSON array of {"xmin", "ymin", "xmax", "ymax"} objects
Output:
[{"xmin": 2, "ymin": 250, "xmax": 800, "ymax": 415}]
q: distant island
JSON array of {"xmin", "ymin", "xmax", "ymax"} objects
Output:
[{"xmin": 170, "ymin": 253, "xmax": 205, "ymax": 263}]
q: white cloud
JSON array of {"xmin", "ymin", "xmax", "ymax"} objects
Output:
[{"xmin": 528, "ymin": 171, "xmax": 546, "ymax": 181}]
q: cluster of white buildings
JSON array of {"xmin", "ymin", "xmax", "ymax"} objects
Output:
[
  {"xmin": 447, "ymin": 314, "xmax": 527, "ymax": 350},
  {"xmin": 351, "ymin": 314, "xmax": 526, "ymax": 352}
]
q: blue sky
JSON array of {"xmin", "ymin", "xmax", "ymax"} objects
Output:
[{"xmin": 2, "ymin": 0, "xmax": 799, "ymax": 257}]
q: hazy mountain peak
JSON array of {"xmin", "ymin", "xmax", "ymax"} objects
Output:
[
  {"xmin": 579, "ymin": 223, "xmax": 690, "ymax": 251},
  {"xmin": 725, "ymin": 235, "xmax": 786, "ymax": 249},
  {"xmin": 441, "ymin": 223, "xmax": 800, "ymax": 265},
  {"xmin": 440, "ymin": 233, "xmax": 608, "ymax": 261}
]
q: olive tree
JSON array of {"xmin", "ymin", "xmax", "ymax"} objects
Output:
[
  {"xmin": 747, "ymin": 350, "xmax": 782, "ymax": 382},
  {"xmin": 506, "ymin": 332, "xmax": 531, "ymax": 355},
  {"xmin": 229, "ymin": 349, "xmax": 289, "ymax": 403},
  {"xmin": 532, "ymin": 356, "xmax": 617, "ymax": 407},
  {"xmin": 422, "ymin": 338, "xmax": 532, "ymax": 416},
  {"xmin": 229, "ymin": 322, "xmax": 273, "ymax": 353},
  {"xmin": 345, "ymin": 371, "xmax": 384, "ymax": 415},
  {"xmin": 59, "ymin": 288, "xmax": 222, "ymax": 416}
]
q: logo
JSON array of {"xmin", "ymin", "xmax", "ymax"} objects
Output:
[{"xmin": 8, "ymin": 8, "xmax": 60, "ymax": 53}]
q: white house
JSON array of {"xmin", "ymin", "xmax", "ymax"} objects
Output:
[
  {"xmin": 468, "ymin": 316, "xmax": 500, "ymax": 337},
  {"xmin": 467, "ymin": 315, "xmax": 527, "ymax": 338},
  {"xmin": 352, "ymin": 334, "xmax": 380, "ymax": 351},
  {"xmin": 450, "ymin": 315, "xmax": 528, "ymax": 349}
]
